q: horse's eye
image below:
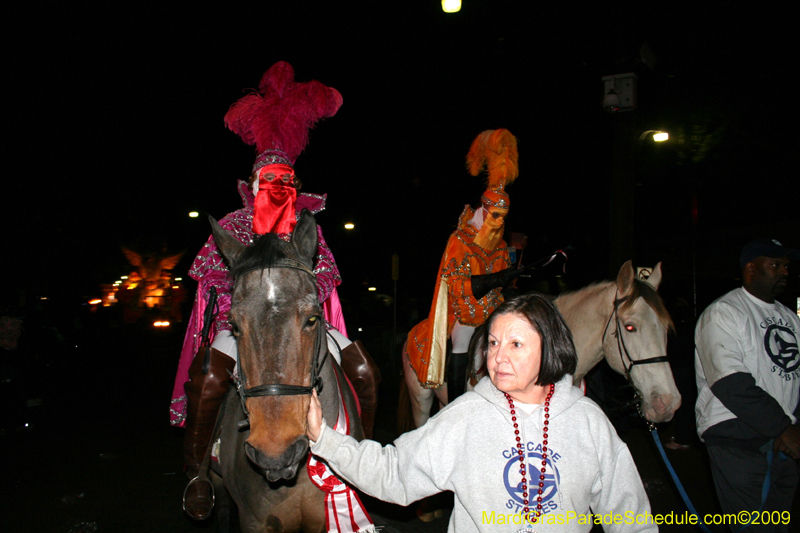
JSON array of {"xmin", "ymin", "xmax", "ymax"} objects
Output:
[
  {"xmin": 230, "ymin": 323, "xmax": 241, "ymax": 336},
  {"xmin": 625, "ymin": 324, "xmax": 636, "ymax": 332},
  {"xmin": 306, "ymin": 316, "xmax": 319, "ymax": 327}
]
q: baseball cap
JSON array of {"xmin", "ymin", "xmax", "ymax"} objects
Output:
[{"xmin": 740, "ymin": 238, "xmax": 800, "ymax": 267}]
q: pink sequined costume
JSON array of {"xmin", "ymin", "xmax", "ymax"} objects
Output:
[{"xmin": 169, "ymin": 180, "xmax": 344, "ymax": 427}]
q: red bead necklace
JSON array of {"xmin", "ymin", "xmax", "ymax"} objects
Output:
[{"xmin": 504, "ymin": 382, "xmax": 555, "ymax": 523}]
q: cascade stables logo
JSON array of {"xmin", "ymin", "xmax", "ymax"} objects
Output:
[
  {"xmin": 762, "ymin": 316, "xmax": 800, "ymax": 379},
  {"xmin": 502, "ymin": 443, "xmax": 561, "ymax": 516}
]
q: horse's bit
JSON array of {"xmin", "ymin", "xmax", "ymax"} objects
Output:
[
  {"xmin": 230, "ymin": 258, "xmax": 329, "ymax": 425},
  {"xmin": 601, "ymin": 292, "xmax": 670, "ymax": 421}
]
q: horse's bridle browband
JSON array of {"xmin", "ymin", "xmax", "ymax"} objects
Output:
[
  {"xmin": 230, "ymin": 258, "xmax": 328, "ymax": 424},
  {"xmin": 236, "ymin": 257, "xmax": 316, "ymax": 279},
  {"xmin": 601, "ymin": 292, "xmax": 670, "ymax": 383}
]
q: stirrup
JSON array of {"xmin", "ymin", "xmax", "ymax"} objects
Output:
[{"xmin": 182, "ymin": 475, "xmax": 215, "ymax": 520}]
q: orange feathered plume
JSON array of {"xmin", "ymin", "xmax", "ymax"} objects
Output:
[{"xmin": 466, "ymin": 129, "xmax": 519, "ymax": 190}]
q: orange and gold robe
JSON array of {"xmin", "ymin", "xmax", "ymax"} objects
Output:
[{"xmin": 407, "ymin": 206, "xmax": 511, "ymax": 388}]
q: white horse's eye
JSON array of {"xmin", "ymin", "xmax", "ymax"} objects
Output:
[{"xmin": 625, "ymin": 324, "xmax": 636, "ymax": 332}]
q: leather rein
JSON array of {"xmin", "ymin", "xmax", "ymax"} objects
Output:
[{"xmin": 230, "ymin": 258, "xmax": 329, "ymax": 424}]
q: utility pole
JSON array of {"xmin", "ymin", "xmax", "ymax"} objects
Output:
[{"xmin": 603, "ymin": 73, "xmax": 638, "ymax": 276}]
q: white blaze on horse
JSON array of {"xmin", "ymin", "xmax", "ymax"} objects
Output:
[{"xmin": 401, "ymin": 260, "xmax": 681, "ymax": 429}]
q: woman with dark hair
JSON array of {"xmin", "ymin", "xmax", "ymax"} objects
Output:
[{"xmin": 307, "ymin": 292, "xmax": 654, "ymax": 532}]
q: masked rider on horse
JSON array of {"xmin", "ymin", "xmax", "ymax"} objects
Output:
[
  {"xmin": 169, "ymin": 62, "xmax": 380, "ymax": 520},
  {"xmin": 406, "ymin": 129, "xmax": 527, "ymax": 404}
]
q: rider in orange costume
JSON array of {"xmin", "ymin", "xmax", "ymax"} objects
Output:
[{"xmin": 407, "ymin": 129, "xmax": 524, "ymax": 402}]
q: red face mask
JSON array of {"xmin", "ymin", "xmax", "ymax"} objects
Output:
[
  {"xmin": 252, "ymin": 164, "xmax": 297, "ymax": 235},
  {"xmin": 257, "ymin": 164, "xmax": 295, "ymax": 185}
]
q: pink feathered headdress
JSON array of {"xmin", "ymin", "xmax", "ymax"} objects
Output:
[{"xmin": 224, "ymin": 61, "xmax": 343, "ymax": 171}]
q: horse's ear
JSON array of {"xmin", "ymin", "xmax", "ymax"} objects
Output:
[
  {"xmin": 616, "ymin": 260, "xmax": 635, "ymax": 297},
  {"xmin": 209, "ymin": 216, "xmax": 247, "ymax": 268},
  {"xmin": 646, "ymin": 262, "xmax": 663, "ymax": 290},
  {"xmin": 289, "ymin": 209, "xmax": 318, "ymax": 263}
]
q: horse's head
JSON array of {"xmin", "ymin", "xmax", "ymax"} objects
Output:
[
  {"xmin": 603, "ymin": 261, "xmax": 682, "ymax": 423},
  {"xmin": 211, "ymin": 210, "xmax": 322, "ymax": 481}
]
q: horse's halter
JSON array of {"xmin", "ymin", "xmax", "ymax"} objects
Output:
[
  {"xmin": 601, "ymin": 291, "xmax": 670, "ymax": 386},
  {"xmin": 230, "ymin": 257, "xmax": 329, "ymax": 425}
]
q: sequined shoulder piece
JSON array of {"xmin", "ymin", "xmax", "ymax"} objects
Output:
[
  {"xmin": 296, "ymin": 192, "xmax": 327, "ymax": 215},
  {"xmin": 237, "ymin": 179, "xmax": 256, "ymax": 208}
]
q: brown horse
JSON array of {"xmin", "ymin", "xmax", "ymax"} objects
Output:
[{"xmin": 208, "ymin": 210, "xmax": 363, "ymax": 532}]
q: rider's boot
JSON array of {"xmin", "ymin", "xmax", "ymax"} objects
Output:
[
  {"xmin": 340, "ymin": 340, "xmax": 381, "ymax": 440},
  {"xmin": 446, "ymin": 352, "xmax": 468, "ymax": 404},
  {"xmin": 182, "ymin": 347, "xmax": 236, "ymax": 520}
]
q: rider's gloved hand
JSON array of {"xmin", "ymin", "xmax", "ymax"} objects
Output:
[{"xmin": 471, "ymin": 267, "xmax": 525, "ymax": 300}]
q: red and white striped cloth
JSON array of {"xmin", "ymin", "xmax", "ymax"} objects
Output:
[{"xmin": 307, "ymin": 374, "xmax": 376, "ymax": 533}]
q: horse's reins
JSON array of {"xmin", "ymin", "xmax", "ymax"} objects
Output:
[
  {"xmin": 200, "ymin": 286, "xmax": 219, "ymax": 375},
  {"xmin": 230, "ymin": 258, "xmax": 329, "ymax": 426},
  {"xmin": 601, "ymin": 291, "xmax": 670, "ymax": 418}
]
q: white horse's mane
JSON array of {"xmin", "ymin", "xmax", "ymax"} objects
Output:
[
  {"xmin": 553, "ymin": 280, "xmax": 615, "ymax": 322},
  {"xmin": 555, "ymin": 279, "xmax": 673, "ymax": 331}
]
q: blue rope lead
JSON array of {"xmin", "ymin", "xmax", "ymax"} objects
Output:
[
  {"xmin": 650, "ymin": 428, "xmax": 775, "ymax": 533},
  {"xmin": 650, "ymin": 428, "xmax": 714, "ymax": 533}
]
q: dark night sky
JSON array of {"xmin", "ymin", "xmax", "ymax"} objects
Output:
[{"xmin": 4, "ymin": 1, "xmax": 799, "ymax": 319}]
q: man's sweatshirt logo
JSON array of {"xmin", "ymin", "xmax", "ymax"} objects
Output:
[
  {"xmin": 764, "ymin": 324, "xmax": 799, "ymax": 372},
  {"xmin": 502, "ymin": 443, "xmax": 561, "ymax": 515}
]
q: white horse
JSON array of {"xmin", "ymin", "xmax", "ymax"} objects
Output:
[{"xmin": 401, "ymin": 260, "xmax": 681, "ymax": 429}]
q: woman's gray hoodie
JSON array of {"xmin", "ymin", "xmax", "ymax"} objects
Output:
[{"xmin": 311, "ymin": 374, "xmax": 655, "ymax": 532}]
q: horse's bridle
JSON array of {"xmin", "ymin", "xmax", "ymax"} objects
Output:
[
  {"xmin": 601, "ymin": 292, "xmax": 670, "ymax": 385},
  {"xmin": 230, "ymin": 258, "xmax": 329, "ymax": 424}
]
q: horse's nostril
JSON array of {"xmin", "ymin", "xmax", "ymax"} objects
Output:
[
  {"xmin": 646, "ymin": 393, "xmax": 681, "ymax": 422},
  {"xmin": 293, "ymin": 438, "xmax": 310, "ymax": 462},
  {"xmin": 244, "ymin": 442, "xmax": 262, "ymax": 466}
]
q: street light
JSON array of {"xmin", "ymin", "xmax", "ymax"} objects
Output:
[
  {"xmin": 638, "ymin": 130, "xmax": 669, "ymax": 144},
  {"xmin": 636, "ymin": 130, "xmax": 670, "ymax": 185},
  {"xmin": 442, "ymin": 0, "xmax": 461, "ymax": 13},
  {"xmin": 608, "ymin": 127, "xmax": 671, "ymax": 273}
]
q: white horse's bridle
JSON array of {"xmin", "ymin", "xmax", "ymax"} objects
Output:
[{"xmin": 601, "ymin": 292, "xmax": 671, "ymax": 384}]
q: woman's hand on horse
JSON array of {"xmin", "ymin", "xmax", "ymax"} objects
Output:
[{"xmin": 307, "ymin": 389, "xmax": 323, "ymax": 443}]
